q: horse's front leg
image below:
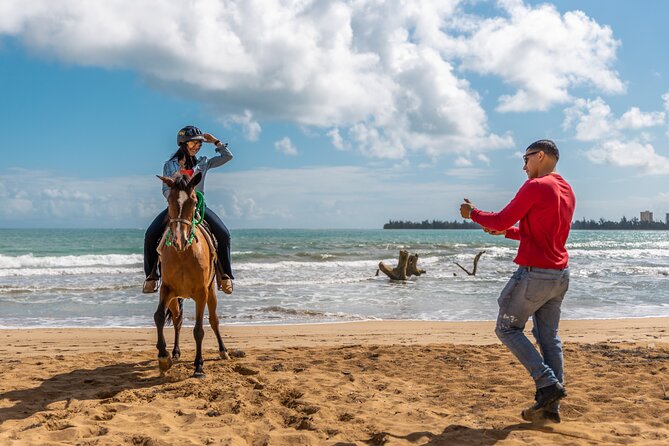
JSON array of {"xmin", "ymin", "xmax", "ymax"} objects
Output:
[
  {"xmin": 154, "ymin": 286, "xmax": 173, "ymax": 373},
  {"xmin": 207, "ymin": 286, "xmax": 230, "ymax": 360},
  {"xmin": 192, "ymin": 292, "xmax": 207, "ymax": 378},
  {"xmin": 168, "ymin": 298, "xmax": 183, "ymax": 361}
]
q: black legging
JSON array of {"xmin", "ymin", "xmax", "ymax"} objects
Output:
[{"xmin": 143, "ymin": 206, "xmax": 234, "ymax": 280}]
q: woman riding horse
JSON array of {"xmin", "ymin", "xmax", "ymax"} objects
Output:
[
  {"xmin": 143, "ymin": 125, "xmax": 234, "ymax": 294},
  {"xmin": 155, "ymin": 171, "xmax": 230, "ymax": 377}
]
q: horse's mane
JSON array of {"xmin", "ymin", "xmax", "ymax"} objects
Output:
[{"xmin": 170, "ymin": 172, "xmax": 192, "ymax": 191}]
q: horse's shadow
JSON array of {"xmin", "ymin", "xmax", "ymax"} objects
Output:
[
  {"xmin": 0, "ymin": 360, "xmax": 160, "ymax": 423},
  {"xmin": 367, "ymin": 420, "xmax": 595, "ymax": 445},
  {"xmin": 363, "ymin": 423, "xmax": 561, "ymax": 445},
  {"xmin": 386, "ymin": 424, "xmax": 518, "ymax": 445}
]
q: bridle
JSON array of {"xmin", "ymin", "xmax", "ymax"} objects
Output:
[
  {"xmin": 165, "ymin": 191, "xmax": 205, "ymax": 248},
  {"xmin": 169, "ymin": 218, "xmax": 194, "ymax": 226}
]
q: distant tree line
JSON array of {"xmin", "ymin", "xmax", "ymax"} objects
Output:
[
  {"xmin": 384, "ymin": 217, "xmax": 668, "ymax": 230},
  {"xmin": 383, "ymin": 219, "xmax": 481, "ymax": 229},
  {"xmin": 571, "ymin": 217, "xmax": 668, "ymax": 230}
]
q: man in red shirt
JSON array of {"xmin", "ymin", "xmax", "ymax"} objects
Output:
[{"xmin": 460, "ymin": 139, "xmax": 575, "ymax": 423}]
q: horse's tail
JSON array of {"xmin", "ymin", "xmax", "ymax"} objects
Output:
[{"xmin": 165, "ymin": 298, "xmax": 184, "ymax": 326}]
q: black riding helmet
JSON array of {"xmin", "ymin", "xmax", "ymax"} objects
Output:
[{"xmin": 177, "ymin": 125, "xmax": 206, "ymax": 145}]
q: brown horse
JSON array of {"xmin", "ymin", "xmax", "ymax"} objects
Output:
[{"xmin": 155, "ymin": 171, "xmax": 230, "ymax": 378}]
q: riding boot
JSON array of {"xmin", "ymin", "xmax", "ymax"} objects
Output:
[
  {"xmin": 143, "ymin": 261, "xmax": 160, "ymax": 294},
  {"xmin": 215, "ymin": 251, "xmax": 233, "ymax": 294},
  {"xmin": 144, "ymin": 208, "xmax": 168, "ymax": 294},
  {"xmin": 217, "ymin": 270, "xmax": 233, "ymax": 294}
]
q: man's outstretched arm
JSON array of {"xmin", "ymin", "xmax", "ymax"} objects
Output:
[{"xmin": 460, "ymin": 182, "xmax": 537, "ymax": 232}]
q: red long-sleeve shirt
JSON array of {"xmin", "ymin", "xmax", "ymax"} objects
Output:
[{"xmin": 470, "ymin": 173, "xmax": 575, "ymax": 269}]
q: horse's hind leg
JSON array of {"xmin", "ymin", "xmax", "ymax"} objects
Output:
[
  {"xmin": 154, "ymin": 287, "xmax": 173, "ymax": 373},
  {"xmin": 207, "ymin": 287, "xmax": 230, "ymax": 360},
  {"xmin": 192, "ymin": 293, "xmax": 207, "ymax": 378},
  {"xmin": 168, "ymin": 298, "xmax": 183, "ymax": 361}
]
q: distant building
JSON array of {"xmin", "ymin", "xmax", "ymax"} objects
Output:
[
  {"xmin": 640, "ymin": 210, "xmax": 653, "ymax": 223},
  {"xmin": 666, "ymin": 213, "xmax": 669, "ymax": 225}
]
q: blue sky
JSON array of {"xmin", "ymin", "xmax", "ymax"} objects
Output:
[{"xmin": 1, "ymin": 0, "xmax": 668, "ymax": 229}]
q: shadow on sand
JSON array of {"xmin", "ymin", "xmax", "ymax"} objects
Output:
[
  {"xmin": 362, "ymin": 422, "xmax": 584, "ymax": 446},
  {"xmin": 0, "ymin": 360, "xmax": 160, "ymax": 423}
]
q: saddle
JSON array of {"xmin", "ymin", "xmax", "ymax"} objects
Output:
[{"xmin": 156, "ymin": 219, "xmax": 228, "ymax": 292}]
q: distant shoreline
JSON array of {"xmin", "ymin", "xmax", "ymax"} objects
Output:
[
  {"xmin": 383, "ymin": 227, "xmax": 669, "ymax": 230},
  {"xmin": 383, "ymin": 219, "xmax": 669, "ymax": 230}
]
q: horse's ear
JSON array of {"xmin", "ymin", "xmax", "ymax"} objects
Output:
[
  {"xmin": 157, "ymin": 175, "xmax": 175, "ymax": 188},
  {"xmin": 188, "ymin": 172, "xmax": 203, "ymax": 189}
]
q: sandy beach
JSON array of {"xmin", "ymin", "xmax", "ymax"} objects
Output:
[{"xmin": 1, "ymin": 318, "xmax": 668, "ymax": 445}]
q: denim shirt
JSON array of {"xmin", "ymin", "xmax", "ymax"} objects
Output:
[{"xmin": 162, "ymin": 143, "xmax": 233, "ymax": 199}]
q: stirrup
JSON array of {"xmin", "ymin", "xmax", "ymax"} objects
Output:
[{"xmin": 143, "ymin": 278, "xmax": 159, "ymax": 294}]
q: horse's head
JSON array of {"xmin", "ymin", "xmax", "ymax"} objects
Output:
[{"xmin": 157, "ymin": 172, "xmax": 202, "ymax": 251}]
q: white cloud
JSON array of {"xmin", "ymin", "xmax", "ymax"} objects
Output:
[
  {"xmin": 391, "ymin": 159, "xmax": 411, "ymax": 171},
  {"xmin": 0, "ymin": 198, "xmax": 34, "ymax": 217},
  {"xmin": 444, "ymin": 167, "xmax": 491, "ymax": 179},
  {"xmin": 585, "ymin": 139, "xmax": 669, "ymax": 175},
  {"xmin": 617, "ymin": 107, "xmax": 665, "ymax": 130},
  {"xmin": 229, "ymin": 194, "xmax": 291, "ymax": 221},
  {"xmin": 563, "ymin": 98, "xmax": 614, "ymax": 141},
  {"xmin": 563, "ymin": 97, "xmax": 665, "ymax": 141},
  {"xmin": 225, "ymin": 110, "xmax": 261, "ymax": 141},
  {"xmin": 454, "ymin": 156, "xmax": 472, "ymax": 167},
  {"xmin": 349, "ymin": 123, "xmax": 404, "ymax": 159},
  {"xmin": 327, "ymin": 128, "xmax": 348, "ymax": 151},
  {"xmin": 448, "ymin": 1, "xmax": 624, "ymax": 112},
  {"xmin": 563, "ymin": 96, "xmax": 669, "ymax": 175},
  {"xmin": 663, "ymin": 91, "xmax": 669, "ymax": 138},
  {"xmin": 0, "ymin": 169, "xmax": 164, "ymax": 227},
  {"xmin": 274, "ymin": 137, "xmax": 298, "ymax": 156},
  {"xmin": 1, "ymin": 166, "xmax": 504, "ymax": 228},
  {"xmin": 205, "ymin": 165, "xmax": 503, "ymax": 227},
  {"xmin": 476, "ymin": 153, "xmax": 491, "ymax": 165},
  {"xmin": 41, "ymin": 189, "xmax": 93, "ymax": 201},
  {"xmin": 0, "ymin": 0, "xmax": 622, "ymax": 158},
  {"xmin": 451, "ymin": 152, "xmax": 491, "ymax": 169}
]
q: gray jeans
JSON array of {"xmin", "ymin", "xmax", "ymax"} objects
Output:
[{"xmin": 495, "ymin": 266, "xmax": 570, "ymax": 409}]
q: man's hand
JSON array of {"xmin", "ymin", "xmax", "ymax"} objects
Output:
[
  {"xmin": 460, "ymin": 198, "xmax": 475, "ymax": 219},
  {"xmin": 483, "ymin": 227, "xmax": 506, "ymax": 236}
]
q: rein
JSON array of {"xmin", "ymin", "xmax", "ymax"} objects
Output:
[{"xmin": 165, "ymin": 190, "xmax": 206, "ymax": 247}]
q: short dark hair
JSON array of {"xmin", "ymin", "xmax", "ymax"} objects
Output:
[{"xmin": 526, "ymin": 139, "xmax": 559, "ymax": 160}]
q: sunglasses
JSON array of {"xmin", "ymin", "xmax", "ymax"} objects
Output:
[{"xmin": 523, "ymin": 151, "xmax": 541, "ymax": 164}]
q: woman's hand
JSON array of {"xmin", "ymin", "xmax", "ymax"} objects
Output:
[{"xmin": 203, "ymin": 133, "xmax": 218, "ymax": 144}]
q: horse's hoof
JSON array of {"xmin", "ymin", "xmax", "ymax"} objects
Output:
[
  {"xmin": 172, "ymin": 353, "xmax": 180, "ymax": 362},
  {"xmin": 192, "ymin": 371, "xmax": 206, "ymax": 379},
  {"xmin": 158, "ymin": 356, "xmax": 172, "ymax": 372},
  {"xmin": 220, "ymin": 350, "xmax": 231, "ymax": 360}
]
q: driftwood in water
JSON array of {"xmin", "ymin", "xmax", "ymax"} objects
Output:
[
  {"xmin": 454, "ymin": 250, "xmax": 486, "ymax": 276},
  {"xmin": 407, "ymin": 253, "xmax": 426, "ymax": 277},
  {"xmin": 378, "ymin": 250, "xmax": 425, "ymax": 280}
]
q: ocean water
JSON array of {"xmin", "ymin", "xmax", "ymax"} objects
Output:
[{"xmin": 0, "ymin": 229, "xmax": 668, "ymax": 328}]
